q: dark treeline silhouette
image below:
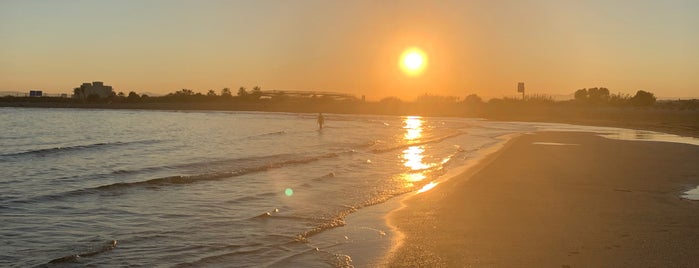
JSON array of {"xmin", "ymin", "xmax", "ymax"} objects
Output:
[
  {"xmin": 2, "ymin": 86, "xmax": 695, "ymax": 110},
  {"xmin": 2, "ymin": 86, "xmax": 696, "ymax": 110},
  {"xmin": 62, "ymin": 86, "xmax": 267, "ymax": 104},
  {"xmin": 2, "ymin": 86, "xmax": 698, "ymax": 136},
  {"xmin": 574, "ymin": 87, "xmax": 657, "ymax": 106}
]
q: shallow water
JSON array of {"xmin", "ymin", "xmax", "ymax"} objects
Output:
[{"xmin": 0, "ymin": 107, "xmax": 696, "ymax": 267}]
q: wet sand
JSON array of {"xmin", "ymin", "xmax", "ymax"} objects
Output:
[{"xmin": 387, "ymin": 132, "xmax": 699, "ymax": 267}]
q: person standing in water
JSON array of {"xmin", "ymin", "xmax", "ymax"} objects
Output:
[{"xmin": 317, "ymin": 113, "xmax": 325, "ymax": 129}]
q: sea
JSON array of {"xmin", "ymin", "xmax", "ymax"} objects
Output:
[{"xmin": 1, "ymin": 107, "xmax": 697, "ymax": 267}]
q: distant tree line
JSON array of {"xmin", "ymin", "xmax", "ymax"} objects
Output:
[
  {"xmin": 573, "ymin": 87, "xmax": 656, "ymax": 106},
  {"xmin": 58, "ymin": 84, "xmax": 668, "ymax": 109},
  {"xmin": 76, "ymin": 86, "xmax": 266, "ymax": 104},
  {"xmin": 3, "ymin": 85, "xmax": 698, "ymax": 113}
]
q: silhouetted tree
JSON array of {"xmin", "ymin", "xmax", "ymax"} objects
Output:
[
  {"xmin": 416, "ymin": 94, "xmax": 458, "ymax": 105},
  {"xmin": 251, "ymin": 86, "xmax": 262, "ymax": 100},
  {"xmin": 73, "ymin": 87, "xmax": 86, "ymax": 101},
  {"xmin": 463, "ymin": 94, "xmax": 483, "ymax": 104},
  {"xmin": 588, "ymin": 87, "xmax": 610, "ymax": 103},
  {"xmin": 127, "ymin": 91, "xmax": 141, "ymax": 102},
  {"xmin": 221, "ymin": 87, "xmax": 231, "ymax": 97},
  {"xmin": 237, "ymin": 87, "xmax": 248, "ymax": 97},
  {"xmin": 207, "ymin": 90, "xmax": 217, "ymax": 97},
  {"xmin": 574, "ymin": 88, "xmax": 588, "ymax": 102},
  {"xmin": 574, "ymin": 87, "xmax": 610, "ymax": 104},
  {"xmin": 167, "ymin": 89, "xmax": 194, "ymax": 97},
  {"xmin": 522, "ymin": 94, "xmax": 555, "ymax": 105},
  {"xmin": 179, "ymin": 89, "xmax": 195, "ymax": 96},
  {"xmin": 630, "ymin": 90, "xmax": 656, "ymax": 106},
  {"xmin": 163, "ymin": 89, "xmax": 196, "ymax": 101},
  {"xmin": 106, "ymin": 91, "xmax": 120, "ymax": 103},
  {"xmin": 379, "ymin": 97, "xmax": 403, "ymax": 105},
  {"xmin": 609, "ymin": 92, "xmax": 631, "ymax": 106}
]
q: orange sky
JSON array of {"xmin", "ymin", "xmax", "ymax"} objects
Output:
[{"xmin": 1, "ymin": 1, "xmax": 698, "ymax": 100}]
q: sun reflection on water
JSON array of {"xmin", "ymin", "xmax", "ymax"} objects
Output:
[
  {"xmin": 398, "ymin": 116, "xmax": 435, "ymax": 193},
  {"xmin": 401, "ymin": 173, "xmax": 426, "ymax": 183},
  {"xmin": 403, "ymin": 146, "xmax": 430, "ymax": 170},
  {"xmin": 418, "ymin": 182, "xmax": 438, "ymax": 193},
  {"xmin": 403, "ymin": 116, "xmax": 423, "ymax": 141}
]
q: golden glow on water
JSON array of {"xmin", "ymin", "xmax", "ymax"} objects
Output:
[
  {"xmin": 398, "ymin": 116, "xmax": 434, "ymax": 192},
  {"xmin": 403, "ymin": 116, "xmax": 423, "ymax": 141},
  {"xmin": 401, "ymin": 173, "xmax": 426, "ymax": 183},
  {"xmin": 403, "ymin": 146, "xmax": 430, "ymax": 170},
  {"xmin": 418, "ymin": 182, "xmax": 438, "ymax": 193}
]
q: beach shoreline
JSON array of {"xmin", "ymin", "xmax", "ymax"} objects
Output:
[
  {"xmin": 314, "ymin": 133, "xmax": 521, "ymax": 267},
  {"xmin": 385, "ymin": 131, "xmax": 699, "ymax": 267}
]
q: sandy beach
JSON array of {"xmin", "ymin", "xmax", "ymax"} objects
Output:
[{"xmin": 387, "ymin": 132, "xmax": 699, "ymax": 267}]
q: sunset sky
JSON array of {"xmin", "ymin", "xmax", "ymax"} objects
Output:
[{"xmin": 2, "ymin": 0, "xmax": 698, "ymax": 100}]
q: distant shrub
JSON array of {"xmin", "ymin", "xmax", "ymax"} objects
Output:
[
  {"xmin": 524, "ymin": 94, "xmax": 554, "ymax": 105},
  {"xmin": 379, "ymin": 97, "xmax": 403, "ymax": 105},
  {"xmin": 608, "ymin": 92, "xmax": 631, "ymax": 106},
  {"xmin": 630, "ymin": 90, "xmax": 656, "ymax": 106},
  {"xmin": 574, "ymin": 87, "xmax": 610, "ymax": 104},
  {"xmin": 127, "ymin": 91, "xmax": 141, "ymax": 103},
  {"xmin": 415, "ymin": 94, "xmax": 458, "ymax": 105},
  {"xmin": 463, "ymin": 94, "xmax": 483, "ymax": 105}
]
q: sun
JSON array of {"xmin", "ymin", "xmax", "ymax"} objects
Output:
[{"xmin": 400, "ymin": 47, "xmax": 427, "ymax": 76}]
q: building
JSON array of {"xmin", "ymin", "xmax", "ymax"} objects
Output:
[
  {"xmin": 29, "ymin": 90, "xmax": 43, "ymax": 97},
  {"xmin": 73, "ymin": 81, "xmax": 114, "ymax": 99}
]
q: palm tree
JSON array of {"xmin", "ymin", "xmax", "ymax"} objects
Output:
[{"xmin": 251, "ymin": 86, "xmax": 262, "ymax": 100}]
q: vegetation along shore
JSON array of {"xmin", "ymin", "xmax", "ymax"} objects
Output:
[{"xmin": 2, "ymin": 86, "xmax": 698, "ymax": 137}]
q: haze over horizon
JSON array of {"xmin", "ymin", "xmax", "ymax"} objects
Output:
[{"xmin": 2, "ymin": 0, "xmax": 698, "ymax": 100}]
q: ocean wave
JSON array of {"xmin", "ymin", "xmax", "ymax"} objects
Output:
[
  {"xmin": 250, "ymin": 209, "xmax": 315, "ymax": 222},
  {"xmin": 292, "ymin": 172, "xmax": 447, "ymax": 242},
  {"xmin": 0, "ymin": 140, "xmax": 160, "ymax": 159},
  {"xmin": 23, "ymin": 152, "xmax": 344, "ymax": 203},
  {"xmin": 245, "ymin": 130, "xmax": 287, "ymax": 140},
  {"xmin": 172, "ymin": 238, "xmax": 306, "ymax": 268},
  {"xmin": 98, "ymin": 152, "xmax": 340, "ymax": 189},
  {"xmin": 296, "ymin": 216, "xmax": 348, "ymax": 241},
  {"xmin": 266, "ymin": 247, "xmax": 352, "ymax": 268},
  {"xmin": 227, "ymin": 191, "xmax": 278, "ymax": 204},
  {"xmin": 47, "ymin": 240, "xmax": 117, "ymax": 264}
]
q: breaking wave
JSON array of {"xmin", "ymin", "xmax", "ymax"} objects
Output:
[
  {"xmin": 47, "ymin": 240, "xmax": 118, "ymax": 264},
  {"xmin": 26, "ymin": 152, "xmax": 345, "ymax": 203},
  {"xmin": 1, "ymin": 140, "xmax": 160, "ymax": 159}
]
